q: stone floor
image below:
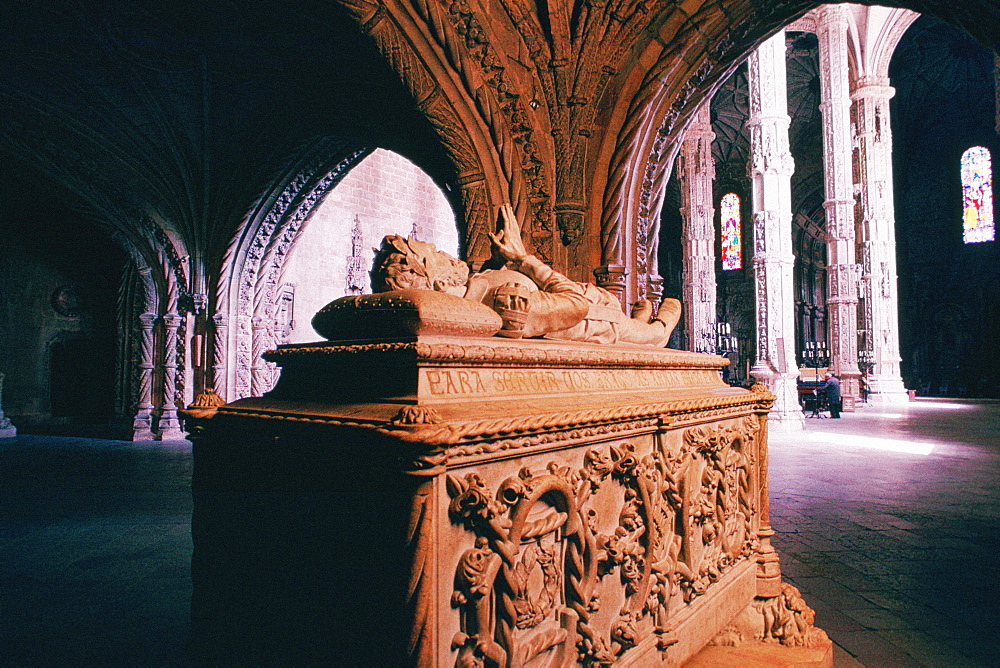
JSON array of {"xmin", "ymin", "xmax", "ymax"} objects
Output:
[
  {"xmin": 0, "ymin": 398, "xmax": 997, "ymax": 665},
  {"xmin": 770, "ymin": 398, "xmax": 1000, "ymax": 667},
  {"xmin": 0, "ymin": 437, "xmax": 193, "ymax": 665}
]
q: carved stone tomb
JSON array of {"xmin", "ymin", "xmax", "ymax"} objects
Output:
[{"xmin": 188, "ymin": 330, "xmax": 829, "ymax": 665}]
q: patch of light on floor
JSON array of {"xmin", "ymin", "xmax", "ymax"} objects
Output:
[
  {"xmin": 804, "ymin": 431, "xmax": 935, "ymax": 455},
  {"xmin": 910, "ymin": 402, "xmax": 971, "ymax": 410}
]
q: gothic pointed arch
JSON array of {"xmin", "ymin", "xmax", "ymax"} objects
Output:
[
  {"xmin": 336, "ymin": 0, "xmax": 519, "ymax": 265},
  {"xmin": 216, "ymin": 137, "xmax": 372, "ymax": 400},
  {"xmin": 308, "ymin": 0, "xmax": 1000, "ymax": 303},
  {"xmin": 588, "ymin": 0, "xmax": 994, "ymax": 306},
  {"xmin": 592, "ymin": 4, "xmax": 798, "ymax": 304}
]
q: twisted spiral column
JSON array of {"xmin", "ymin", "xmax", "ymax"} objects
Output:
[
  {"xmin": 132, "ymin": 313, "xmax": 157, "ymax": 441},
  {"xmin": 211, "ymin": 313, "xmax": 228, "ymax": 402},
  {"xmin": 157, "ymin": 313, "xmax": 185, "ymax": 440}
]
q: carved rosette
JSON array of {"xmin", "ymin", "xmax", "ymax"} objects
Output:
[{"xmin": 446, "ymin": 418, "xmax": 759, "ymax": 665}]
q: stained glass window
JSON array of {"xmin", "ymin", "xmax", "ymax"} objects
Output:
[
  {"xmin": 721, "ymin": 193, "xmax": 742, "ymax": 270},
  {"xmin": 961, "ymin": 146, "xmax": 994, "ymax": 244}
]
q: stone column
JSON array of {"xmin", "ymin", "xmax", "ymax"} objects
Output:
[
  {"xmin": 995, "ymin": 54, "xmax": 1000, "ymax": 135},
  {"xmin": 211, "ymin": 312, "xmax": 228, "ymax": 402},
  {"xmin": 250, "ymin": 314, "xmax": 270, "ymax": 397},
  {"xmin": 747, "ymin": 31, "xmax": 803, "ymax": 431},
  {"xmin": 853, "ymin": 77, "xmax": 909, "ymax": 405},
  {"xmin": 132, "ymin": 312, "xmax": 157, "ymax": 441},
  {"xmin": 678, "ymin": 103, "xmax": 718, "ymax": 352},
  {"xmin": 0, "ymin": 372, "xmax": 17, "ymax": 438},
  {"xmin": 157, "ymin": 313, "xmax": 185, "ymax": 440},
  {"xmin": 753, "ymin": 391, "xmax": 781, "ymax": 597},
  {"xmin": 817, "ymin": 4, "xmax": 862, "ymax": 400}
]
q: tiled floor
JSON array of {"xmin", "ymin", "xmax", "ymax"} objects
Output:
[
  {"xmin": 770, "ymin": 399, "xmax": 1000, "ymax": 667},
  {"xmin": 0, "ymin": 398, "xmax": 997, "ymax": 665}
]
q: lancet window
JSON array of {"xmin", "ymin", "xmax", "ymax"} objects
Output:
[
  {"xmin": 961, "ymin": 146, "xmax": 994, "ymax": 244},
  {"xmin": 721, "ymin": 193, "xmax": 743, "ymax": 270}
]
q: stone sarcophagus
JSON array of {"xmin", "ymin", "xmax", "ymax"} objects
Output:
[{"xmin": 188, "ymin": 333, "xmax": 828, "ymax": 665}]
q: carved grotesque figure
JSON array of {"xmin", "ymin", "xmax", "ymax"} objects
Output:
[{"xmin": 371, "ymin": 204, "xmax": 681, "ymax": 346}]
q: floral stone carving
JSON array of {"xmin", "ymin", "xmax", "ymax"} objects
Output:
[
  {"xmin": 709, "ymin": 582, "xmax": 830, "ymax": 650},
  {"xmin": 445, "ymin": 418, "xmax": 761, "ymax": 666}
]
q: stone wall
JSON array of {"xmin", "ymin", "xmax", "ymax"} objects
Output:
[
  {"xmin": 0, "ymin": 231, "xmax": 122, "ymax": 424},
  {"xmin": 281, "ymin": 148, "xmax": 459, "ymax": 344}
]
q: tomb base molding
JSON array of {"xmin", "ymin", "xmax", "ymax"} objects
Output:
[{"xmin": 185, "ymin": 335, "xmax": 826, "ymax": 665}]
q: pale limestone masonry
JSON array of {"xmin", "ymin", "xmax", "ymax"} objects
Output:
[
  {"xmin": 781, "ymin": 4, "xmax": 915, "ymax": 407},
  {"xmin": 847, "ymin": 5, "xmax": 916, "ymax": 406},
  {"xmin": 817, "ymin": 4, "xmax": 863, "ymax": 401},
  {"xmin": 678, "ymin": 104, "xmax": 718, "ymax": 354},
  {"xmin": 747, "ymin": 32, "xmax": 804, "ymax": 432},
  {"xmin": 281, "ymin": 149, "xmax": 459, "ymax": 346}
]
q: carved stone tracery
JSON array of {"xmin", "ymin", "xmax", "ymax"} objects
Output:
[{"xmin": 223, "ymin": 144, "xmax": 368, "ymax": 400}]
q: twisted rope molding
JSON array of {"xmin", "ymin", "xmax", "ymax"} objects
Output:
[{"xmin": 218, "ymin": 388, "xmax": 774, "ymax": 456}]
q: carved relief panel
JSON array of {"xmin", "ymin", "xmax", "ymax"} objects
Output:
[{"xmin": 442, "ymin": 416, "xmax": 760, "ymax": 666}]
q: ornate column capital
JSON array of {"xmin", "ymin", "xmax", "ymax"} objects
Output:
[
  {"xmin": 852, "ymin": 77, "xmax": 895, "ymax": 101},
  {"xmin": 593, "ymin": 265, "xmax": 628, "ymax": 298}
]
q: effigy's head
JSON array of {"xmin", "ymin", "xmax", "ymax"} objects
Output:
[{"xmin": 371, "ymin": 235, "xmax": 470, "ymax": 294}]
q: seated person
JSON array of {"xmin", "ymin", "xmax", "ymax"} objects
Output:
[{"xmin": 371, "ymin": 204, "xmax": 681, "ymax": 347}]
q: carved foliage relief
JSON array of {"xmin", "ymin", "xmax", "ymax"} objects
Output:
[{"xmin": 446, "ymin": 416, "xmax": 759, "ymax": 665}]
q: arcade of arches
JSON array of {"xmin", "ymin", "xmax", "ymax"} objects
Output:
[{"xmin": 0, "ymin": 0, "xmax": 997, "ymax": 440}]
